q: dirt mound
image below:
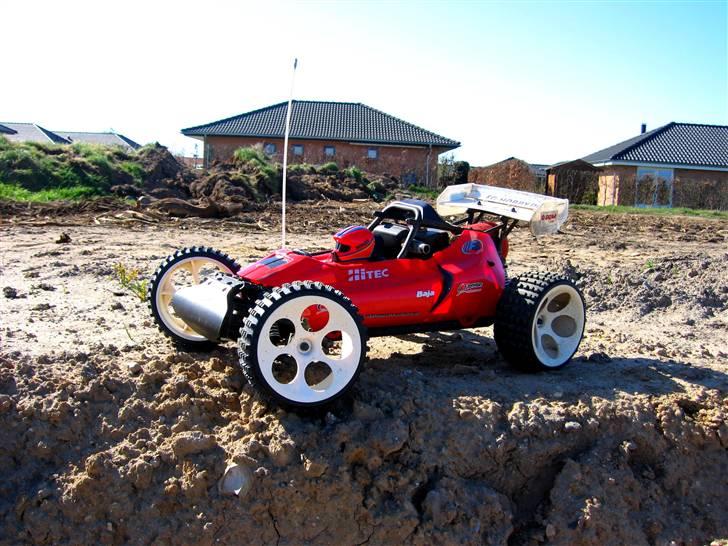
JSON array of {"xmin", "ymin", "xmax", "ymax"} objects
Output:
[
  {"xmin": 1, "ymin": 209, "xmax": 727, "ymax": 545},
  {"xmin": 545, "ymin": 253, "xmax": 728, "ymax": 319},
  {"xmin": 1, "ymin": 346, "xmax": 726, "ymax": 545},
  {"xmin": 188, "ymin": 163, "xmax": 397, "ymax": 211},
  {"xmin": 110, "ymin": 144, "xmax": 192, "ymax": 201}
]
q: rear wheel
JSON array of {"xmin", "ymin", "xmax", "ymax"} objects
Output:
[
  {"xmin": 494, "ymin": 272, "xmax": 585, "ymax": 370},
  {"xmin": 238, "ymin": 281, "xmax": 367, "ymax": 408},
  {"xmin": 148, "ymin": 246, "xmax": 241, "ymax": 350}
]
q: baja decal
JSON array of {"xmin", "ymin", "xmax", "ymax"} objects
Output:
[
  {"xmin": 461, "ymin": 240, "xmax": 483, "ymax": 255},
  {"xmin": 456, "ymin": 281, "xmax": 483, "ymax": 296},
  {"xmin": 540, "ymin": 211, "xmax": 557, "ymax": 222},
  {"xmin": 416, "ymin": 290, "xmax": 435, "ymax": 298},
  {"xmin": 347, "ymin": 268, "xmax": 390, "ymax": 282}
]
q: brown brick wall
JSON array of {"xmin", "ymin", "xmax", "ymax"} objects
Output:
[
  {"xmin": 597, "ymin": 165, "xmax": 728, "ymax": 209},
  {"xmin": 204, "ymin": 136, "xmax": 447, "ymax": 186}
]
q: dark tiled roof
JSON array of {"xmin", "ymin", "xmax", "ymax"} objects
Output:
[
  {"xmin": 0, "ymin": 123, "xmax": 17, "ymax": 135},
  {"xmin": 0, "ymin": 122, "xmax": 69, "ymax": 144},
  {"xmin": 582, "ymin": 122, "xmax": 728, "ymax": 169},
  {"xmin": 182, "ymin": 101, "xmax": 460, "ymax": 148},
  {"xmin": 56, "ymin": 131, "xmax": 141, "ymax": 150}
]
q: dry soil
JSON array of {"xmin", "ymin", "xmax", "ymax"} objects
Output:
[{"xmin": 1, "ymin": 204, "xmax": 727, "ymax": 546}]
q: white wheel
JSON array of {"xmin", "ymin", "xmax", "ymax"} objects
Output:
[
  {"xmin": 495, "ymin": 272, "xmax": 586, "ymax": 370},
  {"xmin": 239, "ymin": 282, "xmax": 366, "ymax": 408},
  {"xmin": 531, "ymin": 284, "xmax": 585, "ymax": 368},
  {"xmin": 148, "ymin": 247, "xmax": 240, "ymax": 348}
]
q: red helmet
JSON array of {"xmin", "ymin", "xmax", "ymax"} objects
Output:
[{"xmin": 333, "ymin": 226, "xmax": 375, "ymax": 262}]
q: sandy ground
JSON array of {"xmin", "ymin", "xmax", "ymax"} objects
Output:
[{"xmin": 1, "ymin": 204, "xmax": 727, "ymax": 545}]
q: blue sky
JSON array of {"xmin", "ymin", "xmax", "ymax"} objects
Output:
[{"xmin": 3, "ymin": 0, "xmax": 726, "ymax": 165}]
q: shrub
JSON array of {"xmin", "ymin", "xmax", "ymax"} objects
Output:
[
  {"xmin": 319, "ymin": 161, "xmax": 338, "ymax": 174},
  {"xmin": 343, "ymin": 166, "xmax": 363, "ymax": 182},
  {"xmin": 233, "ymin": 146, "xmax": 270, "ymax": 167}
]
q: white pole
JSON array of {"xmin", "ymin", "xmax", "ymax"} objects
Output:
[{"xmin": 281, "ymin": 58, "xmax": 298, "ymax": 249}]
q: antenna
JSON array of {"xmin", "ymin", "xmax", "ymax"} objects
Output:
[{"xmin": 281, "ymin": 57, "xmax": 298, "ymax": 249}]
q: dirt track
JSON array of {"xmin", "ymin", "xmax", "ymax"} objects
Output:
[{"xmin": 1, "ymin": 205, "xmax": 727, "ymax": 545}]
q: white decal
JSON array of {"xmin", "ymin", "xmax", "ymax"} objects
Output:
[
  {"xmin": 416, "ymin": 290, "xmax": 435, "ymax": 298},
  {"xmin": 348, "ymin": 268, "xmax": 390, "ymax": 282}
]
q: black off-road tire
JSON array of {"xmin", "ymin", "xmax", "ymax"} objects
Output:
[
  {"xmin": 238, "ymin": 281, "xmax": 367, "ymax": 409},
  {"xmin": 148, "ymin": 246, "xmax": 241, "ymax": 351},
  {"xmin": 494, "ymin": 272, "xmax": 586, "ymax": 371}
]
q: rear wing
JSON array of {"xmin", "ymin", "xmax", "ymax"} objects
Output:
[{"xmin": 436, "ymin": 183, "xmax": 569, "ymax": 237}]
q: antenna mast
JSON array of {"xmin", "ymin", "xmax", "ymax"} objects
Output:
[{"xmin": 281, "ymin": 58, "xmax": 298, "ymax": 249}]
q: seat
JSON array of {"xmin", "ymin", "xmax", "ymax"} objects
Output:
[
  {"xmin": 382, "ymin": 199, "xmax": 460, "ymax": 232},
  {"xmin": 372, "ymin": 223, "xmax": 408, "ymax": 260}
]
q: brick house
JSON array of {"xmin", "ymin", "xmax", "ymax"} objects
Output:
[
  {"xmin": 181, "ymin": 101, "xmax": 459, "ymax": 186},
  {"xmin": 582, "ymin": 123, "xmax": 728, "ymax": 209},
  {"xmin": 468, "ymin": 157, "xmax": 548, "ymax": 193}
]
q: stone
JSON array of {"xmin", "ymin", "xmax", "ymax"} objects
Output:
[
  {"xmin": 171, "ymin": 431, "xmax": 217, "ymax": 458},
  {"xmin": 564, "ymin": 421, "xmax": 582, "ymax": 432},
  {"xmin": 218, "ymin": 463, "xmax": 253, "ymax": 497}
]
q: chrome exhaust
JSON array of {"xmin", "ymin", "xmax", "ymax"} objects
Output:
[{"xmin": 171, "ymin": 275, "xmax": 248, "ymax": 340}]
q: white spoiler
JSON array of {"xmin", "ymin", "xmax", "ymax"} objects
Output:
[{"xmin": 436, "ymin": 183, "xmax": 569, "ymax": 237}]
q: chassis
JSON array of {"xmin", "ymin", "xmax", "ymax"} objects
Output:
[{"xmin": 148, "ymin": 184, "xmax": 585, "ymax": 408}]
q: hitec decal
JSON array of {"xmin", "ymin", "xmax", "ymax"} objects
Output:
[
  {"xmin": 348, "ymin": 268, "xmax": 390, "ymax": 282},
  {"xmin": 456, "ymin": 281, "xmax": 483, "ymax": 296},
  {"xmin": 461, "ymin": 240, "xmax": 483, "ymax": 255}
]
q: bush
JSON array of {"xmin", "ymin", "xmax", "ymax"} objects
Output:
[
  {"xmin": 343, "ymin": 166, "xmax": 363, "ymax": 182},
  {"xmin": 233, "ymin": 146, "xmax": 270, "ymax": 167},
  {"xmin": 318, "ymin": 162, "xmax": 338, "ymax": 174},
  {"xmin": 287, "ymin": 163, "xmax": 315, "ymax": 175}
]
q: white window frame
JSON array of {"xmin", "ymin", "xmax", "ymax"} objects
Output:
[
  {"xmin": 367, "ymin": 147, "xmax": 379, "ymax": 159},
  {"xmin": 293, "ymin": 144, "xmax": 304, "ymax": 156},
  {"xmin": 263, "ymin": 143, "xmax": 276, "ymax": 155}
]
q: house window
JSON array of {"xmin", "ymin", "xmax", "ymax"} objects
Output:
[
  {"xmin": 324, "ymin": 145, "xmax": 335, "ymax": 157},
  {"xmin": 367, "ymin": 147, "xmax": 379, "ymax": 159},
  {"xmin": 293, "ymin": 144, "xmax": 304, "ymax": 156},
  {"xmin": 635, "ymin": 167, "xmax": 674, "ymax": 207},
  {"xmin": 264, "ymin": 143, "xmax": 276, "ymax": 155}
]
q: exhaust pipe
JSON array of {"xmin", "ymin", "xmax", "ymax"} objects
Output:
[{"xmin": 171, "ymin": 275, "xmax": 248, "ymax": 340}]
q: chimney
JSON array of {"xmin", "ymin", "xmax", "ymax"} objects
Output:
[{"xmin": 640, "ymin": 123, "xmax": 647, "ymax": 134}]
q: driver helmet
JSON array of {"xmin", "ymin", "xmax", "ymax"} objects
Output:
[{"xmin": 333, "ymin": 226, "xmax": 375, "ymax": 262}]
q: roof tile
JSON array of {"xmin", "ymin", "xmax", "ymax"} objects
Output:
[
  {"xmin": 582, "ymin": 122, "xmax": 728, "ymax": 168},
  {"xmin": 182, "ymin": 101, "xmax": 459, "ymax": 148}
]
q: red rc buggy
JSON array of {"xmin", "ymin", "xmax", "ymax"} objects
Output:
[{"xmin": 148, "ymin": 184, "xmax": 586, "ymax": 408}]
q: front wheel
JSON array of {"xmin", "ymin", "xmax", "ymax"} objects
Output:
[
  {"xmin": 238, "ymin": 281, "xmax": 367, "ymax": 409},
  {"xmin": 494, "ymin": 272, "xmax": 586, "ymax": 370},
  {"xmin": 148, "ymin": 246, "xmax": 241, "ymax": 350}
]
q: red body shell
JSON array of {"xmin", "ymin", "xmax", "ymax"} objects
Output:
[{"xmin": 237, "ymin": 227, "xmax": 507, "ymax": 329}]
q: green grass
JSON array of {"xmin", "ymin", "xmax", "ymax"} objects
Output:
[
  {"xmin": 0, "ymin": 182, "xmax": 101, "ymax": 202},
  {"xmin": 572, "ymin": 204, "xmax": 728, "ymax": 220},
  {"xmin": 233, "ymin": 146, "xmax": 270, "ymax": 166},
  {"xmin": 343, "ymin": 166, "xmax": 363, "ymax": 182},
  {"xmin": 318, "ymin": 161, "xmax": 338, "ymax": 173},
  {"xmin": 406, "ymin": 184, "xmax": 439, "ymax": 199},
  {"xmin": 0, "ymin": 136, "xmax": 148, "ymax": 200}
]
